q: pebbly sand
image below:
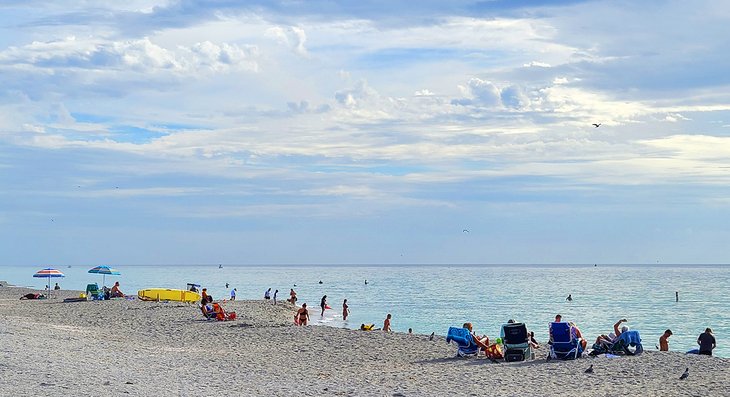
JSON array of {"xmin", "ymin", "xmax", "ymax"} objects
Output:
[{"xmin": 1, "ymin": 286, "xmax": 728, "ymax": 396}]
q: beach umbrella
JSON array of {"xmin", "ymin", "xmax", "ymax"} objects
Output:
[
  {"xmin": 32, "ymin": 267, "xmax": 65, "ymax": 298},
  {"xmin": 87, "ymin": 265, "xmax": 121, "ymax": 287}
]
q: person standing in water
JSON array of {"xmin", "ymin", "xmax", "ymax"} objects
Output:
[
  {"xmin": 383, "ymin": 313, "xmax": 392, "ymax": 332},
  {"xmin": 342, "ymin": 299, "xmax": 350, "ymax": 321},
  {"xmin": 566, "ymin": 294, "xmax": 573, "ymax": 302},
  {"xmin": 289, "ymin": 288, "xmax": 297, "ymax": 304},
  {"xmin": 320, "ymin": 295, "xmax": 328, "ymax": 316}
]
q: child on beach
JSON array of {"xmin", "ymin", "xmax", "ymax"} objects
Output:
[
  {"xmin": 264, "ymin": 288, "xmax": 271, "ymax": 300},
  {"xmin": 230, "ymin": 288, "xmax": 236, "ymax": 301},
  {"xmin": 343, "ymin": 299, "xmax": 350, "ymax": 321},
  {"xmin": 383, "ymin": 314, "xmax": 392, "ymax": 332}
]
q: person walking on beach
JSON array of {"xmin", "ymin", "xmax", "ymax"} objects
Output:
[
  {"xmin": 230, "ymin": 288, "xmax": 236, "ymax": 301},
  {"xmin": 296, "ymin": 303, "xmax": 310, "ymax": 326},
  {"xmin": 289, "ymin": 288, "xmax": 297, "ymax": 304},
  {"xmin": 273, "ymin": 289, "xmax": 278, "ymax": 305},
  {"xmin": 697, "ymin": 328, "xmax": 716, "ymax": 356},
  {"xmin": 320, "ymin": 295, "xmax": 328, "ymax": 316},
  {"xmin": 342, "ymin": 299, "xmax": 350, "ymax": 321},
  {"xmin": 264, "ymin": 288, "xmax": 271, "ymax": 300},
  {"xmin": 659, "ymin": 329, "xmax": 673, "ymax": 351},
  {"xmin": 383, "ymin": 313, "xmax": 392, "ymax": 332}
]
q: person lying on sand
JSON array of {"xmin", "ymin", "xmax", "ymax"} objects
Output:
[{"xmin": 20, "ymin": 293, "xmax": 45, "ymax": 300}]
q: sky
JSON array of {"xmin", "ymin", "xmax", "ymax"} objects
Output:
[{"xmin": 1, "ymin": 0, "xmax": 730, "ymax": 266}]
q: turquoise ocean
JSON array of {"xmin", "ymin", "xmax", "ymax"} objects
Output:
[{"xmin": 2, "ymin": 264, "xmax": 727, "ymax": 357}]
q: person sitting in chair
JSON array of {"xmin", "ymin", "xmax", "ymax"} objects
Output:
[
  {"xmin": 463, "ymin": 322, "xmax": 490, "ymax": 351},
  {"xmin": 595, "ymin": 318, "xmax": 629, "ymax": 346},
  {"xmin": 201, "ymin": 298, "xmax": 216, "ymax": 319}
]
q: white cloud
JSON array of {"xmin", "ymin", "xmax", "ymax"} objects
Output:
[
  {"xmin": 523, "ymin": 61, "xmax": 551, "ymax": 68},
  {"xmin": 265, "ymin": 25, "xmax": 308, "ymax": 56},
  {"xmin": 0, "ymin": 36, "xmax": 258, "ymax": 74}
]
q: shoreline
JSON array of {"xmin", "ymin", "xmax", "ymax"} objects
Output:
[{"xmin": 1, "ymin": 286, "xmax": 729, "ymax": 396}]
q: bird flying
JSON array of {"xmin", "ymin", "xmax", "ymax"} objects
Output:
[
  {"xmin": 462, "ymin": 229, "xmax": 470, "ymax": 233},
  {"xmin": 592, "ymin": 123, "xmax": 601, "ymax": 128}
]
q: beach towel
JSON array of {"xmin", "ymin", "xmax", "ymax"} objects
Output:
[{"xmin": 446, "ymin": 327, "xmax": 479, "ymax": 356}]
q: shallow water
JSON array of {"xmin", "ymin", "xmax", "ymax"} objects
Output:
[{"xmin": 2, "ymin": 264, "xmax": 727, "ymax": 357}]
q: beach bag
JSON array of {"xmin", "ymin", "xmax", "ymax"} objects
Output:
[{"xmin": 485, "ymin": 344, "xmax": 503, "ymax": 359}]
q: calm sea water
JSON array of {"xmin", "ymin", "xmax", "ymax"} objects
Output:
[{"xmin": 2, "ymin": 264, "xmax": 727, "ymax": 357}]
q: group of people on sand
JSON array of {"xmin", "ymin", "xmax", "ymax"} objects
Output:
[
  {"xmin": 263, "ymin": 288, "xmax": 279, "ymax": 304},
  {"xmin": 454, "ymin": 313, "xmax": 718, "ymax": 358},
  {"xmin": 549, "ymin": 314, "xmax": 718, "ymax": 356}
]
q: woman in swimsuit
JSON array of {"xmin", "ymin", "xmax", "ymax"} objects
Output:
[
  {"xmin": 342, "ymin": 299, "xmax": 350, "ymax": 321},
  {"xmin": 289, "ymin": 289, "xmax": 297, "ymax": 304},
  {"xmin": 320, "ymin": 295, "xmax": 327, "ymax": 316},
  {"xmin": 296, "ymin": 303, "xmax": 310, "ymax": 326}
]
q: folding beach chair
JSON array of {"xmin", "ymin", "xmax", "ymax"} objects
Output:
[
  {"xmin": 548, "ymin": 322, "xmax": 583, "ymax": 360},
  {"xmin": 446, "ymin": 327, "xmax": 480, "ymax": 357},
  {"xmin": 591, "ymin": 330, "xmax": 644, "ymax": 356},
  {"xmin": 501, "ymin": 322, "xmax": 531, "ymax": 362},
  {"xmin": 85, "ymin": 283, "xmax": 104, "ymax": 300}
]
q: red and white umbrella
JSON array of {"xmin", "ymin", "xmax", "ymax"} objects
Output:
[{"xmin": 33, "ymin": 267, "xmax": 65, "ymax": 298}]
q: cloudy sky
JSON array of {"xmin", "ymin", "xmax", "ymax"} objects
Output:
[{"xmin": 2, "ymin": 0, "xmax": 730, "ymax": 266}]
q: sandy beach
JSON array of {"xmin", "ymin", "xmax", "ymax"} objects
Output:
[{"xmin": 1, "ymin": 286, "xmax": 728, "ymax": 397}]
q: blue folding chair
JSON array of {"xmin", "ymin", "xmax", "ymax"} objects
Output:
[{"xmin": 548, "ymin": 322, "xmax": 583, "ymax": 360}]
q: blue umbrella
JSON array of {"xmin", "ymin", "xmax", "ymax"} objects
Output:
[
  {"xmin": 88, "ymin": 265, "xmax": 121, "ymax": 288},
  {"xmin": 33, "ymin": 267, "xmax": 65, "ymax": 298}
]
